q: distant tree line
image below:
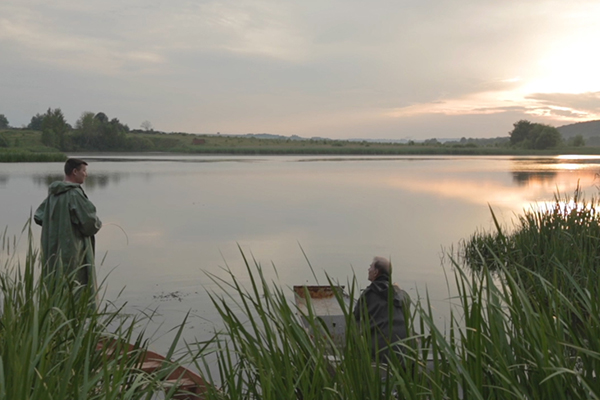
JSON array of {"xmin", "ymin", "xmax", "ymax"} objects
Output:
[
  {"xmin": 16, "ymin": 108, "xmax": 164, "ymax": 151},
  {"xmin": 508, "ymin": 120, "xmax": 584, "ymax": 149},
  {"xmin": 0, "ymin": 110, "xmax": 588, "ymax": 152}
]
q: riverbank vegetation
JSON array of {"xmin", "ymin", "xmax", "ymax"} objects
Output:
[
  {"xmin": 0, "ymin": 224, "xmax": 202, "ymax": 399},
  {"xmin": 196, "ymin": 247, "xmax": 600, "ymax": 399},
  {"xmin": 4, "ymin": 194, "xmax": 600, "ymax": 398},
  {"xmin": 461, "ymin": 187, "xmax": 600, "ymax": 325},
  {"xmin": 199, "ymin": 188, "xmax": 600, "ymax": 398},
  {"xmin": 0, "ymin": 107, "xmax": 595, "ymax": 161}
]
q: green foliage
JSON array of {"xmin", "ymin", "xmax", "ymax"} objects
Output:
[
  {"xmin": 0, "ymin": 114, "xmax": 8, "ymax": 129},
  {"xmin": 41, "ymin": 129, "xmax": 56, "ymax": 147},
  {"xmin": 198, "ymin": 249, "xmax": 600, "ymax": 399},
  {"xmin": 509, "ymin": 119, "xmax": 562, "ymax": 149},
  {"xmin": 28, "ymin": 113, "xmax": 44, "ymax": 131},
  {"xmin": 71, "ymin": 111, "xmax": 128, "ymax": 150},
  {"xmin": 461, "ymin": 187, "xmax": 600, "ymax": 315},
  {"xmin": 41, "ymin": 108, "xmax": 71, "ymax": 150},
  {"xmin": 0, "ymin": 151, "xmax": 67, "ymax": 162},
  {"xmin": 0, "ymin": 133, "xmax": 9, "ymax": 148},
  {"xmin": 0, "ymin": 223, "xmax": 204, "ymax": 399},
  {"xmin": 423, "ymin": 138, "xmax": 441, "ymax": 146},
  {"xmin": 569, "ymin": 134, "xmax": 586, "ymax": 147},
  {"xmin": 126, "ymin": 136, "xmax": 155, "ymax": 151},
  {"xmin": 509, "ymin": 119, "xmax": 533, "ymax": 145}
]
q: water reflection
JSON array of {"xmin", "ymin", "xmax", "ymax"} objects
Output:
[
  {"xmin": 32, "ymin": 173, "xmax": 127, "ymax": 189},
  {"xmin": 510, "ymin": 156, "xmax": 600, "ymax": 187},
  {"xmin": 7, "ymin": 154, "xmax": 600, "ymax": 360},
  {"xmin": 512, "ymin": 171, "xmax": 557, "ymax": 186}
]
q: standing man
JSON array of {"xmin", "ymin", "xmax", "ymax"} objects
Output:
[
  {"xmin": 354, "ymin": 256, "xmax": 411, "ymax": 363},
  {"xmin": 34, "ymin": 158, "xmax": 102, "ymax": 291}
]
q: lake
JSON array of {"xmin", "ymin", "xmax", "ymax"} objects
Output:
[{"xmin": 2, "ymin": 154, "xmax": 600, "ymax": 354}]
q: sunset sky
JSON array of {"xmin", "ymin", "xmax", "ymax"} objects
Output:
[{"xmin": 1, "ymin": 0, "xmax": 599, "ymax": 140}]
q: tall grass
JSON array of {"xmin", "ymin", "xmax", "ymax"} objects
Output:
[
  {"xmin": 192, "ymin": 248, "xmax": 600, "ymax": 399},
  {"xmin": 461, "ymin": 187, "xmax": 600, "ymax": 307},
  {"xmin": 6, "ymin": 202, "xmax": 600, "ymax": 399},
  {"xmin": 0, "ymin": 223, "xmax": 200, "ymax": 399}
]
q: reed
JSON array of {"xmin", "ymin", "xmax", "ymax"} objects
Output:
[
  {"xmin": 461, "ymin": 187, "xmax": 600, "ymax": 307},
  {"xmin": 6, "ymin": 207, "xmax": 600, "ymax": 398},
  {"xmin": 0, "ymin": 222, "xmax": 197, "ymax": 399},
  {"xmin": 192, "ymin": 249, "xmax": 600, "ymax": 399}
]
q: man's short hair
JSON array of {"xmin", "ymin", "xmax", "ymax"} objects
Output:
[
  {"xmin": 64, "ymin": 158, "xmax": 88, "ymax": 176},
  {"xmin": 372, "ymin": 256, "xmax": 391, "ymax": 275}
]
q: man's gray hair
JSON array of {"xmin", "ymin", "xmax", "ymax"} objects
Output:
[{"xmin": 372, "ymin": 256, "xmax": 391, "ymax": 275}]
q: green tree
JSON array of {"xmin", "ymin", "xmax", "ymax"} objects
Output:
[
  {"xmin": 531, "ymin": 125, "xmax": 562, "ymax": 149},
  {"xmin": 72, "ymin": 111, "xmax": 127, "ymax": 150},
  {"xmin": 41, "ymin": 130, "xmax": 57, "ymax": 147},
  {"xmin": 509, "ymin": 120, "xmax": 534, "ymax": 146},
  {"xmin": 0, "ymin": 114, "xmax": 9, "ymax": 129},
  {"xmin": 569, "ymin": 135, "xmax": 586, "ymax": 147},
  {"xmin": 509, "ymin": 120, "xmax": 561, "ymax": 149},
  {"xmin": 28, "ymin": 113, "xmax": 44, "ymax": 131},
  {"xmin": 41, "ymin": 108, "xmax": 70, "ymax": 150}
]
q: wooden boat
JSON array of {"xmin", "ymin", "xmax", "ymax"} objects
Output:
[
  {"xmin": 293, "ymin": 285, "xmax": 351, "ymax": 350},
  {"xmin": 97, "ymin": 338, "xmax": 210, "ymax": 399}
]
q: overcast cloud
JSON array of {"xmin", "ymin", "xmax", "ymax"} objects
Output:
[{"xmin": 1, "ymin": 0, "xmax": 599, "ymax": 139}]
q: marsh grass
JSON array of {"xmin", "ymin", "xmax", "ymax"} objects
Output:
[
  {"xmin": 461, "ymin": 187, "xmax": 600, "ymax": 310},
  {"xmin": 0, "ymin": 223, "xmax": 200, "ymax": 399},
  {"xmin": 5, "ymin": 211, "xmax": 600, "ymax": 398},
  {"xmin": 192, "ymin": 248, "xmax": 600, "ymax": 399},
  {"xmin": 0, "ymin": 149, "xmax": 67, "ymax": 162}
]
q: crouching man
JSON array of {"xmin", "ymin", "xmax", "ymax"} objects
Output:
[{"xmin": 353, "ymin": 256, "xmax": 411, "ymax": 364}]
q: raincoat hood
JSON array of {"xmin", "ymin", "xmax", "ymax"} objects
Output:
[{"xmin": 48, "ymin": 181, "xmax": 81, "ymax": 196}]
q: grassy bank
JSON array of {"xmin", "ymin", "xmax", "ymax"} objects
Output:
[
  {"xmin": 0, "ymin": 129, "xmax": 67, "ymax": 162},
  {"xmin": 2, "ymin": 128, "xmax": 598, "ymax": 157},
  {"xmin": 0, "ymin": 150, "xmax": 66, "ymax": 162}
]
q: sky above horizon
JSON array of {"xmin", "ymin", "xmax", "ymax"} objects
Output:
[{"xmin": 1, "ymin": 0, "xmax": 600, "ymax": 140}]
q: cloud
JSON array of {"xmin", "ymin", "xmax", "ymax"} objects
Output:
[
  {"xmin": 2, "ymin": 0, "xmax": 600, "ymax": 139},
  {"xmin": 526, "ymin": 92, "xmax": 600, "ymax": 115},
  {"xmin": 0, "ymin": 8, "xmax": 166, "ymax": 76}
]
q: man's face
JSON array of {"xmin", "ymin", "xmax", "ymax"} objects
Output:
[
  {"xmin": 368, "ymin": 261, "xmax": 378, "ymax": 282},
  {"xmin": 72, "ymin": 165, "xmax": 88, "ymax": 184}
]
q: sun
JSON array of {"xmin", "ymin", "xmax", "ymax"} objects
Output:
[{"xmin": 522, "ymin": 7, "xmax": 600, "ymax": 95}]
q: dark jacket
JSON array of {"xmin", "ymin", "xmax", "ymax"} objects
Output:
[
  {"xmin": 34, "ymin": 181, "xmax": 102, "ymax": 287},
  {"xmin": 353, "ymin": 273, "xmax": 410, "ymax": 362}
]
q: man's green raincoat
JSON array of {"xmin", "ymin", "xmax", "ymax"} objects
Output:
[{"xmin": 34, "ymin": 181, "xmax": 102, "ymax": 288}]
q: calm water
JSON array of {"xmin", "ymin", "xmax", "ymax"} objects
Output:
[{"xmin": 2, "ymin": 154, "xmax": 600, "ymax": 353}]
